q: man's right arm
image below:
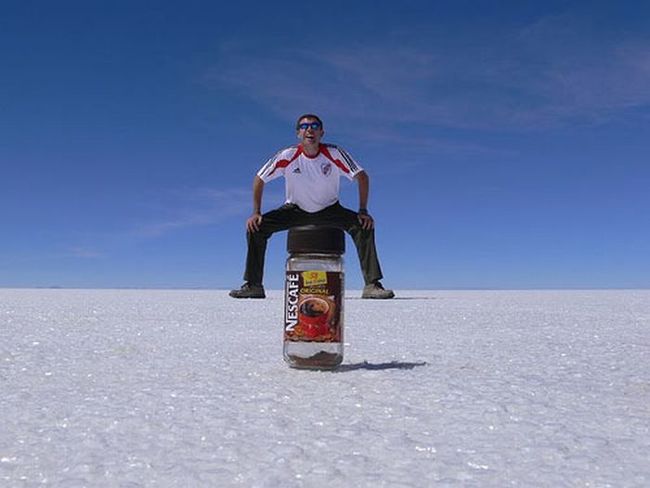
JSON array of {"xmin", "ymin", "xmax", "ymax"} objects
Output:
[{"xmin": 247, "ymin": 175, "xmax": 265, "ymax": 232}]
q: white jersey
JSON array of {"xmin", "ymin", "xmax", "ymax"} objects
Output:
[{"xmin": 257, "ymin": 143, "xmax": 364, "ymax": 213}]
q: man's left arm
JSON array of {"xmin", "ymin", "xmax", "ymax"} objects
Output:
[{"xmin": 354, "ymin": 170, "xmax": 374, "ymax": 230}]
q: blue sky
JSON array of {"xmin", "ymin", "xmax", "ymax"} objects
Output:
[{"xmin": 1, "ymin": 0, "xmax": 649, "ymax": 289}]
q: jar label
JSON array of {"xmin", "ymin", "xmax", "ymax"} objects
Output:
[{"xmin": 285, "ymin": 271, "xmax": 342, "ymax": 342}]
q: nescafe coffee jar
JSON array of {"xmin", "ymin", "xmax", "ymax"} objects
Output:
[{"xmin": 284, "ymin": 226, "xmax": 345, "ymax": 369}]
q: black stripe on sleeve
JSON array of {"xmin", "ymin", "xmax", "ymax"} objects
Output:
[
  {"xmin": 258, "ymin": 148, "xmax": 288, "ymax": 178},
  {"xmin": 337, "ymin": 147, "xmax": 360, "ymax": 173}
]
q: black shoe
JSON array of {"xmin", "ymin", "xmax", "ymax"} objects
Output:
[
  {"xmin": 229, "ymin": 282, "xmax": 266, "ymax": 299},
  {"xmin": 361, "ymin": 281, "xmax": 395, "ymax": 299}
]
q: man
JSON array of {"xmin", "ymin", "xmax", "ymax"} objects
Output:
[{"xmin": 230, "ymin": 114, "xmax": 394, "ymax": 299}]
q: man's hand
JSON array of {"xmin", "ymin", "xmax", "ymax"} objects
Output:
[
  {"xmin": 357, "ymin": 209, "xmax": 374, "ymax": 230},
  {"xmin": 247, "ymin": 212, "xmax": 263, "ymax": 233}
]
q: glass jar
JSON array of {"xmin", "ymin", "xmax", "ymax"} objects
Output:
[{"xmin": 284, "ymin": 226, "xmax": 345, "ymax": 369}]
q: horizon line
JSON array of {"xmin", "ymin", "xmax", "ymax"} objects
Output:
[{"xmin": 1, "ymin": 286, "xmax": 649, "ymax": 292}]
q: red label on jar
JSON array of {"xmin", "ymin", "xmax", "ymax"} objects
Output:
[{"xmin": 284, "ymin": 271, "xmax": 342, "ymax": 342}]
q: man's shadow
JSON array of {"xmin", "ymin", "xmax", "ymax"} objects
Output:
[{"xmin": 334, "ymin": 360, "xmax": 428, "ymax": 372}]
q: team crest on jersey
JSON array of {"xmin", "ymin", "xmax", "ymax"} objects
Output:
[{"xmin": 321, "ymin": 162, "xmax": 332, "ymax": 176}]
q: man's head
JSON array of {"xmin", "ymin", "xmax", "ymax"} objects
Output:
[
  {"xmin": 295, "ymin": 113, "xmax": 323, "ymax": 131},
  {"xmin": 296, "ymin": 114, "xmax": 324, "ymax": 148}
]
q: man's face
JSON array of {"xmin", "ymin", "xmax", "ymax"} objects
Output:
[{"xmin": 296, "ymin": 118, "xmax": 324, "ymax": 146}]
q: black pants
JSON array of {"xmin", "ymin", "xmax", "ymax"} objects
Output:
[{"xmin": 243, "ymin": 202, "xmax": 384, "ymax": 286}]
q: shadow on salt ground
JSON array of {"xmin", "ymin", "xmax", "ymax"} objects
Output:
[
  {"xmin": 334, "ymin": 361, "xmax": 428, "ymax": 372},
  {"xmin": 347, "ymin": 297, "xmax": 437, "ymax": 300}
]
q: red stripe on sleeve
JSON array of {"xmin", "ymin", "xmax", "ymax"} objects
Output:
[{"xmin": 267, "ymin": 146, "xmax": 303, "ymax": 177}]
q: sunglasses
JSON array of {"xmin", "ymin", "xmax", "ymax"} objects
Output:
[{"xmin": 298, "ymin": 122, "xmax": 322, "ymax": 130}]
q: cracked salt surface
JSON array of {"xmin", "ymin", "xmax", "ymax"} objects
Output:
[{"xmin": 1, "ymin": 289, "xmax": 649, "ymax": 486}]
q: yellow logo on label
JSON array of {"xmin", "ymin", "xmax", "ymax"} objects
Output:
[{"xmin": 302, "ymin": 270, "xmax": 327, "ymax": 286}]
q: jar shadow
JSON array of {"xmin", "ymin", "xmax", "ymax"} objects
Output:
[{"xmin": 334, "ymin": 360, "xmax": 428, "ymax": 372}]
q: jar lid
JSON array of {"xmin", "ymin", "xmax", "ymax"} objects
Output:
[{"xmin": 287, "ymin": 226, "xmax": 345, "ymax": 255}]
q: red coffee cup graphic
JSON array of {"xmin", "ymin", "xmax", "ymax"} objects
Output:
[{"xmin": 298, "ymin": 296, "xmax": 331, "ymax": 338}]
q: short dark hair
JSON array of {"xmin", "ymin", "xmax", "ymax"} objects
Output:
[{"xmin": 295, "ymin": 113, "xmax": 323, "ymax": 130}]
